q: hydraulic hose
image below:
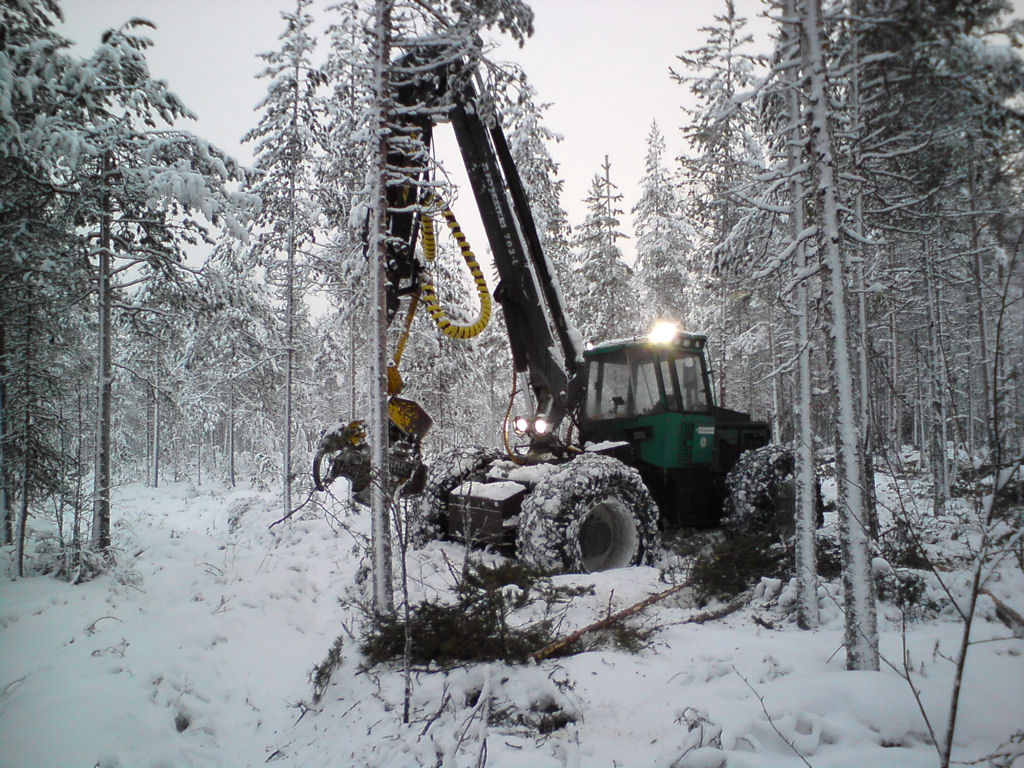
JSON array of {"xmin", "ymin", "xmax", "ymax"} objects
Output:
[{"xmin": 420, "ymin": 204, "xmax": 492, "ymax": 339}]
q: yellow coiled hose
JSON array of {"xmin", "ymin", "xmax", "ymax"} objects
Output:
[{"xmin": 420, "ymin": 205, "xmax": 491, "ymax": 339}]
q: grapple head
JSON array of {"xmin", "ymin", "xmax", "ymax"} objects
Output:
[{"xmin": 312, "ymin": 398, "xmax": 433, "ymax": 500}]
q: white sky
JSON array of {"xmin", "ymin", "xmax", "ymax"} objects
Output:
[
  {"xmin": 58, "ymin": 0, "xmax": 769, "ymax": 262},
  {"xmin": 60, "ymin": 0, "xmax": 1024, "ymax": 264}
]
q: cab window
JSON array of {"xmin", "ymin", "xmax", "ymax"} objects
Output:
[
  {"xmin": 585, "ymin": 347, "xmax": 710, "ymax": 419},
  {"xmin": 673, "ymin": 354, "xmax": 709, "ymax": 412}
]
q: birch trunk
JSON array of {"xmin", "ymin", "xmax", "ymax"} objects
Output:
[
  {"xmin": 800, "ymin": 0, "xmax": 877, "ymax": 669},
  {"xmin": 369, "ymin": 0, "xmax": 394, "ymax": 614}
]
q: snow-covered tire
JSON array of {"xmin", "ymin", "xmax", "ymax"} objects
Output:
[
  {"xmin": 515, "ymin": 454, "xmax": 660, "ymax": 574},
  {"xmin": 722, "ymin": 445, "xmax": 815, "ymax": 540},
  {"xmin": 410, "ymin": 445, "xmax": 504, "ymax": 547}
]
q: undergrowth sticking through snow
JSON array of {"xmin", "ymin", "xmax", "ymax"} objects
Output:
[
  {"xmin": 310, "ymin": 635, "xmax": 344, "ymax": 704},
  {"xmin": 359, "ymin": 559, "xmax": 593, "ymax": 666}
]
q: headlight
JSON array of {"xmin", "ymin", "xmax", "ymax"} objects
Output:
[
  {"xmin": 648, "ymin": 320, "xmax": 680, "ymax": 345},
  {"xmin": 533, "ymin": 417, "xmax": 550, "ymax": 435},
  {"xmin": 513, "ymin": 416, "xmax": 530, "ymax": 434}
]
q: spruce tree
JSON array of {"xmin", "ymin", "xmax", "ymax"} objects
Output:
[
  {"xmin": 673, "ymin": 0, "xmax": 767, "ymax": 408},
  {"xmin": 632, "ymin": 121, "xmax": 694, "ymax": 328},
  {"xmin": 572, "ymin": 156, "xmax": 637, "ymax": 342}
]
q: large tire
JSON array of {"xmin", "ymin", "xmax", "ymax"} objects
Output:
[
  {"xmin": 722, "ymin": 445, "xmax": 820, "ymax": 540},
  {"xmin": 410, "ymin": 445, "xmax": 504, "ymax": 547},
  {"xmin": 515, "ymin": 454, "xmax": 660, "ymax": 574}
]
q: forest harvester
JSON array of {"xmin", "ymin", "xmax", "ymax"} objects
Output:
[{"xmin": 313, "ymin": 47, "xmax": 789, "ymax": 574}]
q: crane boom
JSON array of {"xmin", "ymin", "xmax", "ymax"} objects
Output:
[{"xmin": 384, "ymin": 48, "xmax": 584, "ymax": 442}]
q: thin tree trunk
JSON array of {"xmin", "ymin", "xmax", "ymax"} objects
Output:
[
  {"xmin": 967, "ymin": 348, "xmax": 975, "ymax": 457},
  {"xmin": 801, "ymin": 0, "xmax": 878, "ymax": 669},
  {"xmin": 0, "ymin": 321, "xmax": 11, "ymax": 546},
  {"xmin": 73, "ymin": 389, "xmax": 84, "ymax": 574},
  {"xmin": 966, "ymin": 150, "xmax": 994, "ymax": 463},
  {"xmin": 783, "ymin": 0, "xmax": 818, "ymax": 629},
  {"xmin": 848, "ymin": 0, "xmax": 878, "ymax": 539},
  {"xmin": 925, "ymin": 251, "xmax": 948, "ymax": 514},
  {"xmin": 914, "ymin": 333, "xmax": 926, "ymax": 469},
  {"xmin": 16, "ymin": 312, "xmax": 32, "ymax": 577},
  {"xmin": 768, "ymin": 324, "xmax": 782, "ymax": 442},
  {"xmin": 229, "ymin": 386, "xmax": 236, "ymax": 488},
  {"xmin": 92, "ymin": 151, "xmax": 113, "ymax": 555},
  {"xmin": 369, "ymin": 0, "xmax": 394, "ymax": 614},
  {"xmin": 934, "ymin": 272, "xmax": 954, "ymax": 489},
  {"xmin": 890, "ymin": 312, "xmax": 899, "ymax": 450},
  {"xmin": 283, "ymin": 53, "xmax": 300, "ymax": 519},
  {"xmin": 152, "ymin": 351, "xmax": 160, "ymax": 488},
  {"xmin": 145, "ymin": 365, "xmax": 152, "ymax": 483},
  {"xmin": 18, "ymin": 438, "xmax": 29, "ymax": 578}
]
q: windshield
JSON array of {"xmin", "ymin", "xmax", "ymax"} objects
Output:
[{"xmin": 585, "ymin": 348, "xmax": 709, "ymax": 420}]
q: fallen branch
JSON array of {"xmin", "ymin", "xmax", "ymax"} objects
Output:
[
  {"xmin": 980, "ymin": 588, "xmax": 1024, "ymax": 638},
  {"xmin": 665, "ymin": 588, "xmax": 757, "ymax": 627},
  {"xmin": 530, "ymin": 581, "xmax": 753, "ymax": 662}
]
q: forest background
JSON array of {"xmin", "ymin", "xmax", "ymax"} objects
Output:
[{"xmin": 2, "ymin": 0, "xmax": 1023, "ymax": 637}]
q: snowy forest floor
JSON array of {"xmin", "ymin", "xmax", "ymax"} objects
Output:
[{"xmin": 2, "ymin": 471, "xmax": 1023, "ymax": 768}]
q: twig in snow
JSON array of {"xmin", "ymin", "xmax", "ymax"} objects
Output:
[
  {"xmin": 454, "ymin": 669, "xmax": 491, "ymax": 759},
  {"xmin": 1, "ymin": 675, "xmax": 27, "ymax": 699},
  {"xmin": 288, "ymin": 699, "xmax": 317, "ymax": 726},
  {"xmin": 418, "ymin": 691, "xmax": 452, "ymax": 738},
  {"xmin": 85, "ymin": 615, "xmax": 122, "ymax": 635},
  {"xmin": 734, "ymin": 667, "xmax": 815, "ymax": 768},
  {"xmin": 269, "ymin": 488, "xmax": 316, "ymax": 529}
]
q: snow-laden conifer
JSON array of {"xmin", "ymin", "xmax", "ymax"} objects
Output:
[
  {"xmin": 572, "ymin": 156, "xmax": 637, "ymax": 342},
  {"xmin": 244, "ymin": 0, "xmax": 326, "ymax": 520},
  {"xmin": 632, "ymin": 121, "xmax": 694, "ymax": 328}
]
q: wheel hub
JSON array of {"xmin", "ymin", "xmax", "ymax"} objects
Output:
[{"xmin": 579, "ymin": 499, "xmax": 639, "ymax": 572}]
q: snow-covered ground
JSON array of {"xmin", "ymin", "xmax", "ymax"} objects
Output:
[{"xmin": 2, "ymin": 476, "xmax": 1022, "ymax": 768}]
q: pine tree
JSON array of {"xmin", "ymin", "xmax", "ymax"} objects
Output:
[
  {"xmin": 346, "ymin": 0, "xmax": 534, "ymax": 614},
  {"xmin": 2, "ymin": 6, "xmax": 254, "ymax": 563},
  {"xmin": 244, "ymin": 0, "xmax": 326, "ymax": 519},
  {"xmin": 78, "ymin": 23, "xmax": 253, "ymax": 555}
]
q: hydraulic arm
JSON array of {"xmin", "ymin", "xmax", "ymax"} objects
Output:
[{"xmin": 314, "ymin": 48, "xmax": 585, "ymax": 495}]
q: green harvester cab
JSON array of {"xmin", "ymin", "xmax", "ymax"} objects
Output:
[{"xmin": 579, "ymin": 328, "xmax": 771, "ymax": 527}]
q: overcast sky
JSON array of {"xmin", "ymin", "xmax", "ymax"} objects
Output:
[{"xmin": 59, "ymin": 0, "xmax": 1024, "ymax": 263}]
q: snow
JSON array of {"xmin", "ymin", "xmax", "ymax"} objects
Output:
[
  {"xmin": 583, "ymin": 440, "xmax": 630, "ymax": 452},
  {"xmin": 452, "ymin": 479, "xmax": 527, "ymax": 502},
  {"xmin": 2, "ymin": 473, "xmax": 1022, "ymax": 768}
]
